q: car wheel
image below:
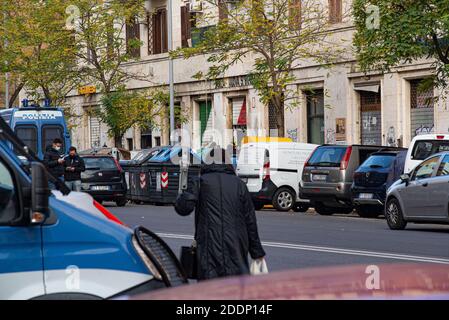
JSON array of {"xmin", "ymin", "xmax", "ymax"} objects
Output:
[
  {"xmin": 356, "ymin": 205, "xmax": 381, "ymax": 218},
  {"xmin": 253, "ymin": 201, "xmax": 265, "ymax": 211},
  {"xmin": 385, "ymin": 198, "xmax": 407, "ymax": 230},
  {"xmin": 314, "ymin": 202, "xmax": 335, "ymax": 215},
  {"xmin": 273, "ymin": 188, "xmax": 295, "ymax": 212},
  {"xmin": 293, "ymin": 204, "xmax": 310, "ymax": 212},
  {"xmin": 116, "ymin": 198, "xmax": 127, "ymax": 207}
]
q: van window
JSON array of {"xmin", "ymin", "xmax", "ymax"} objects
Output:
[
  {"xmin": 42, "ymin": 125, "xmax": 64, "ymax": 153},
  {"xmin": 0, "ymin": 159, "xmax": 18, "ymax": 224},
  {"xmin": 15, "ymin": 126, "xmax": 38, "ymax": 154},
  {"xmin": 412, "ymin": 140, "xmax": 449, "ymax": 161},
  {"xmin": 307, "ymin": 146, "xmax": 347, "ymax": 167},
  {"xmin": 238, "ymin": 145, "xmax": 268, "ymax": 166}
]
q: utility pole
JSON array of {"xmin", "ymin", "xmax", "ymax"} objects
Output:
[
  {"xmin": 3, "ymin": 11, "xmax": 8, "ymax": 108},
  {"xmin": 168, "ymin": 0, "xmax": 175, "ymax": 144}
]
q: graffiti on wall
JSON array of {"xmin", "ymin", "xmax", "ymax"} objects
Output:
[
  {"xmin": 415, "ymin": 124, "xmax": 434, "ymax": 136},
  {"xmin": 386, "ymin": 126, "xmax": 397, "ymax": 147},
  {"xmin": 287, "ymin": 129, "xmax": 298, "ymax": 142},
  {"xmin": 326, "ymin": 128, "xmax": 336, "ymax": 144}
]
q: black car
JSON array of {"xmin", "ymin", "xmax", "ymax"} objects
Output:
[
  {"xmin": 351, "ymin": 150, "xmax": 407, "ymax": 218},
  {"xmin": 80, "ymin": 155, "xmax": 128, "ymax": 206}
]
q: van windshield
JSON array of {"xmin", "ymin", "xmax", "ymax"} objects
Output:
[
  {"xmin": 412, "ymin": 140, "xmax": 449, "ymax": 160},
  {"xmin": 307, "ymin": 146, "xmax": 347, "ymax": 167}
]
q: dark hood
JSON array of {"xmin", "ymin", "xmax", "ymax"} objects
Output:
[{"xmin": 201, "ymin": 163, "xmax": 235, "ymax": 175}]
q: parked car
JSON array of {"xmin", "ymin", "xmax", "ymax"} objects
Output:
[
  {"xmin": 79, "ymin": 147, "xmax": 131, "ymax": 161},
  {"xmin": 237, "ymin": 141, "xmax": 318, "ymax": 212},
  {"xmin": 0, "ymin": 117, "xmax": 186, "ymax": 299},
  {"xmin": 385, "ymin": 151, "xmax": 449, "ymax": 230},
  {"xmin": 351, "ymin": 150, "xmax": 407, "ymax": 218},
  {"xmin": 300, "ymin": 144, "xmax": 401, "ymax": 215},
  {"xmin": 80, "ymin": 155, "xmax": 128, "ymax": 207},
  {"xmin": 404, "ymin": 134, "xmax": 449, "ymax": 174}
]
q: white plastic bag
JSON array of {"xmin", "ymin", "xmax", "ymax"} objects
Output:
[{"xmin": 250, "ymin": 258, "xmax": 269, "ymax": 275}]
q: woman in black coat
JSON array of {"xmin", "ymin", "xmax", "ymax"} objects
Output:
[{"xmin": 175, "ymin": 149, "xmax": 266, "ymax": 280}]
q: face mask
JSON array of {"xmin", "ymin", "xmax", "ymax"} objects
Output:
[{"xmin": 54, "ymin": 146, "xmax": 61, "ymax": 151}]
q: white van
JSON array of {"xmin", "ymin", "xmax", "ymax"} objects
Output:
[
  {"xmin": 404, "ymin": 134, "xmax": 449, "ymax": 173},
  {"xmin": 237, "ymin": 142, "xmax": 318, "ymax": 212}
]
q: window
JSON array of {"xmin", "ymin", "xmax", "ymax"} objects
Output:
[
  {"xmin": 329, "ymin": 0, "xmax": 342, "ymax": 24},
  {"xmin": 307, "ymin": 146, "xmax": 347, "ymax": 167},
  {"xmin": 437, "ymin": 155, "xmax": 449, "ymax": 176},
  {"xmin": 411, "ymin": 140, "xmax": 449, "ymax": 161},
  {"xmin": 412, "ymin": 157, "xmax": 439, "ymax": 180},
  {"xmin": 181, "ymin": 6, "xmax": 192, "ymax": 48},
  {"xmin": 289, "ymin": 0, "xmax": 302, "ymax": 29},
  {"xmin": 0, "ymin": 159, "xmax": 18, "ymax": 224},
  {"xmin": 410, "ymin": 79, "xmax": 434, "ymax": 138},
  {"xmin": 149, "ymin": 8, "xmax": 168, "ymax": 55},
  {"xmin": 126, "ymin": 16, "xmax": 141, "ymax": 58},
  {"xmin": 15, "ymin": 126, "xmax": 38, "ymax": 154},
  {"xmin": 360, "ymin": 154, "xmax": 395, "ymax": 169},
  {"xmin": 83, "ymin": 157, "xmax": 116, "ymax": 170},
  {"xmin": 42, "ymin": 125, "xmax": 64, "ymax": 154}
]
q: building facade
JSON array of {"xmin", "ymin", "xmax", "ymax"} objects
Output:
[{"xmin": 65, "ymin": 0, "xmax": 449, "ymax": 152}]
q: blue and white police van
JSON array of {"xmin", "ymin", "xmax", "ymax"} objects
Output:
[
  {"xmin": 0, "ymin": 116, "xmax": 186, "ymax": 300},
  {"xmin": 0, "ymin": 100, "xmax": 72, "ymax": 159}
]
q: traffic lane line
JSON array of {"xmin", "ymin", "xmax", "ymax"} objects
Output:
[{"xmin": 156, "ymin": 232, "xmax": 449, "ymax": 265}]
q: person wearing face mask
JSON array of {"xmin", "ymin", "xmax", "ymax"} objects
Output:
[
  {"xmin": 43, "ymin": 138, "xmax": 66, "ymax": 184},
  {"xmin": 64, "ymin": 146, "xmax": 85, "ymax": 192}
]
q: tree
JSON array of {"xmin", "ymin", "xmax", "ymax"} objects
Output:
[
  {"xmin": 0, "ymin": 0, "xmax": 79, "ymax": 107},
  {"xmin": 72, "ymin": 0, "xmax": 149, "ymax": 93},
  {"xmin": 353, "ymin": 0, "xmax": 449, "ymax": 89},
  {"xmin": 98, "ymin": 87, "xmax": 168, "ymax": 147},
  {"xmin": 174, "ymin": 0, "xmax": 346, "ymax": 136}
]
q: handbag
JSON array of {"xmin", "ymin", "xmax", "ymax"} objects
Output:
[
  {"xmin": 250, "ymin": 258, "xmax": 269, "ymax": 275},
  {"xmin": 180, "ymin": 240, "xmax": 198, "ymax": 279}
]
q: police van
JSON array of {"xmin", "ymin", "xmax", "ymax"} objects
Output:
[
  {"xmin": 0, "ymin": 101, "xmax": 71, "ymax": 159},
  {"xmin": 0, "ymin": 117, "xmax": 186, "ymax": 299}
]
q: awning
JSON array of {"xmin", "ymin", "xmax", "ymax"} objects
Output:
[{"xmin": 354, "ymin": 83, "xmax": 380, "ymax": 93}]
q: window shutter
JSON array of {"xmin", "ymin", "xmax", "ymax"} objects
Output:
[
  {"xmin": 181, "ymin": 6, "xmax": 190, "ymax": 48},
  {"xmin": 289, "ymin": 0, "xmax": 302, "ymax": 30},
  {"xmin": 161, "ymin": 8, "xmax": 168, "ymax": 53},
  {"xmin": 329, "ymin": 0, "xmax": 342, "ymax": 23},
  {"xmin": 153, "ymin": 11, "xmax": 161, "ymax": 54},
  {"xmin": 218, "ymin": 0, "xmax": 228, "ymax": 21}
]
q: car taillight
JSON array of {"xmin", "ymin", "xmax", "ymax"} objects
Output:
[
  {"xmin": 437, "ymin": 135, "xmax": 445, "ymax": 140},
  {"xmin": 340, "ymin": 146, "xmax": 352, "ymax": 170},
  {"xmin": 93, "ymin": 200, "xmax": 124, "ymax": 225},
  {"xmin": 263, "ymin": 161, "xmax": 270, "ymax": 181},
  {"xmin": 304, "ymin": 147, "xmax": 318, "ymax": 167},
  {"xmin": 113, "ymin": 158, "xmax": 123, "ymax": 172}
]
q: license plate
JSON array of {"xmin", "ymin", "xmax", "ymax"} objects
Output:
[
  {"xmin": 359, "ymin": 193, "xmax": 373, "ymax": 199},
  {"xmin": 312, "ymin": 174, "xmax": 327, "ymax": 182},
  {"xmin": 91, "ymin": 186, "xmax": 110, "ymax": 191}
]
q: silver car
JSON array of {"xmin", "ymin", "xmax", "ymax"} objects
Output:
[{"xmin": 385, "ymin": 152, "xmax": 449, "ymax": 230}]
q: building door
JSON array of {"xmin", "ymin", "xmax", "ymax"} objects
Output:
[
  {"xmin": 306, "ymin": 90, "xmax": 325, "ymax": 145},
  {"xmin": 89, "ymin": 115, "xmax": 101, "ymax": 148},
  {"xmin": 360, "ymin": 90, "xmax": 382, "ymax": 145},
  {"xmin": 231, "ymin": 97, "xmax": 247, "ymax": 147},
  {"xmin": 410, "ymin": 79, "xmax": 434, "ymax": 138},
  {"xmin": 199, "ymin": 101, "xmax": 212, "ymax": 145}
]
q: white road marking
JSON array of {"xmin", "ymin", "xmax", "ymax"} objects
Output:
[{"xmin": 156, "ymin": 232, "xmax": 449, "ymax": 265}]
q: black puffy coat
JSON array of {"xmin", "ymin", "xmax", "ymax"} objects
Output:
[
  {"xmin": 64, "ymin": 155, "xmax": 86, "ymax": 181},
  {"xmin": 43, "ymin": 146, "xmax": 65, "ymax": 178},
  {"xmin": 175, "ymin": 164, "xmax": 266, "ymax": 280}
]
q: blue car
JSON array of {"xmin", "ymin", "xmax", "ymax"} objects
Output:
[
  {"xmin": 0, "ymin": 117, "xmax": 186, "ymax": 299},
  {"xmin": 0, "ymin": 102, "xmax": 72, "ymax": 159}
]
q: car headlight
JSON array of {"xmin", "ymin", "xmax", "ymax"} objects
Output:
[{"xmin": 132, "ymin": 236, "xmax": 162, "ymax": 281}]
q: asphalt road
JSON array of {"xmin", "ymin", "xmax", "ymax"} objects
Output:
[{"xmin": 107, "ymin": 204, "xmax": 449, "ymax": 272}]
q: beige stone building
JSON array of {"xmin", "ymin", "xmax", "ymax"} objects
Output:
[{"xmin": 64, "ymin": 0, "xmax": 449, "ymax": 152}]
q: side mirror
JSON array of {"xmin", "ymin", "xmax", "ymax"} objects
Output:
[
  {"xmin": 400, "ymin": 173, "xmax": 410, "ymax": 185},
  {"xmin": 31, "ymin": 162, "xmax": 50, "ymax": 224}
]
